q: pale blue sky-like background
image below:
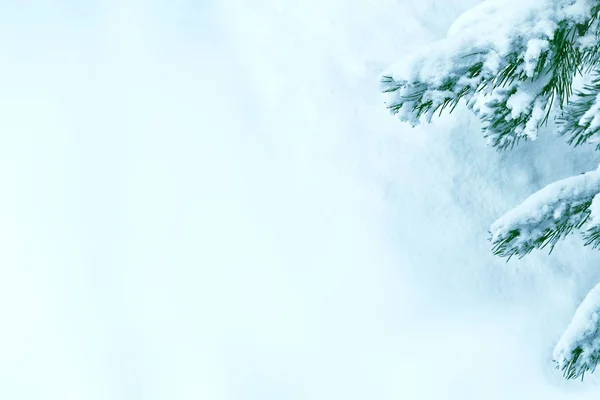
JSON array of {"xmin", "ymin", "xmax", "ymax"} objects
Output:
[{"xmin": 3, "ymin": 1, "xmax": 600, "ymax": 399}]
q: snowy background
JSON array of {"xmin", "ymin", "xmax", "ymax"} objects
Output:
[{"xmin": 2, "ymin": 0, "xmax": 600, "ymax": 398}]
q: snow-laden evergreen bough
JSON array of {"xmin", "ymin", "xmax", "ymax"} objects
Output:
[{"xmin": 381, "ymin": 0, "xmax": 600, "ymax": 381}]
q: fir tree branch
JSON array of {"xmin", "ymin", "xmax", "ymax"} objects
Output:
[
  {"xmin": 557, "ymin": 72, "xmax": 600, "ymax": 148},
  {"xmin": 490, "ymin": 168, "xmax": 600, "ymax": 259}
]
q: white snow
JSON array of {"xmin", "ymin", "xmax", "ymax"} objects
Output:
[
  {"xmin": 507, "ymin": 88, "xmax": 536, "ymax": 119},
  {"xmin": 557, "ymin": 0, "xmax": 598, "ymax": 22},
  {"xmin": 524, "ymin": 38, "xmax": 551, "ymax": 77}
]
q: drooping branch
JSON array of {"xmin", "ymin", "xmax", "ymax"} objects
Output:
[{"xmin": 490, "ymin": 167, "xmax": 600, "ymax": 259}]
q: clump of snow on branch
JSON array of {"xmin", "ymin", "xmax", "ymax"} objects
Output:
[
  {"xmin": 579, "ymin": 94, "xmax": 600, "ymax": 133},
  {"xmin": 589, "ymin": 192, "xmax": 600, "ymax": 223},
  {"xmin": 554, "ymin": 281, "xmax": 600, "ymax": 380},
  {"xmin": 490, "ymin": 166, "xmax": 600, "ymax": 258},
  {"xmin": 558, "ymin": 0, "xmax": 599, "ymax": 23}
]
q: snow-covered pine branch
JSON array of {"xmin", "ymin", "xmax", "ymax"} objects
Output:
[
  {"xmin": 490, "ymin": 166, "xmax": 600, "ymax": 259},
  {"xmin": 381, "ymin": 0, "xmax": 600, "ymax": 150},
  {"xmin": 554, "ymin": 281, "xmax": 600, "ymax": 380},
  {"xmin": 558, "ymin": 74, "xmax": 600, "ymax": 147}
]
